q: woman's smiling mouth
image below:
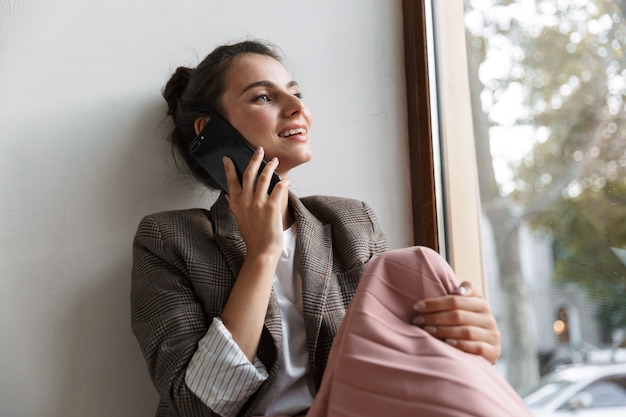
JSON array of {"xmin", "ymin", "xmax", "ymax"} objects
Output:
[{"xmin": 278, "ymin": 128, "xmax": 307, "ymax": 138}]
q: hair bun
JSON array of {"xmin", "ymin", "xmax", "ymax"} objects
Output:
[{"xmin": 163, "ymin": 66, "xmax": 194, "ymax": 116}]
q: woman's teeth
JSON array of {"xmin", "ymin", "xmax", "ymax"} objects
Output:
[{"xmin": 278, "ymin": 128, "xmax": 306, "ymax": 138}]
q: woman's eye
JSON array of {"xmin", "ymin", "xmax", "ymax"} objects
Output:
[
  {"xmin": 254, "ymin": 94, "xmax": 271, "ymax": 102},
  {"xmin": 294, "ymin": 92, "xmax": 303, "ymax": 99}
]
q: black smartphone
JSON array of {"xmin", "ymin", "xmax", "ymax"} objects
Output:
[{"xmin": 187, "ymin": 115, "xmax": 281, "ymax": 194}]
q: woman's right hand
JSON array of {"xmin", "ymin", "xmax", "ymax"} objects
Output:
[
  {"xmin": 220, "ymin": 146, "xmax": 291, "ymax": 360},
  {"xmin": 223, "ymin": 146, "xmax": 290, "ymax": 260}
]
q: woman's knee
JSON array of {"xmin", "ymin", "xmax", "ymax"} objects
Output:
[{"xmin": 370, "ymin": 246, "xmax": 458, "ymax": 294}]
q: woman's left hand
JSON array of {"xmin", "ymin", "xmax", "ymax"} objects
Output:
[{"xmin": 410, "ymin": 281, "xmax": 501, "ymax": 364}]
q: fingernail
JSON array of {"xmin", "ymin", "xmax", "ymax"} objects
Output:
[
  {"xmin": 424, "ymin": 326, "xmax": 437, "ymax": 334},
  {"xmin": 222, "ymin": 156, "xmax": 229, "ymax": 165},
  {"xmin": 454, "ymin": 286, "xmax": 467, "ymax": 295},
  {"xmin": 445, "ymin": 338, "xmax": 458, "ymax": 346},
  {"xmin": 414, "ymin": 301, "xmax": 426, "ymax": 311},
  {"xmin": 413, "ymin": 316, "xmax": 425, "ymax": 325},
  {"xmin": 256, "ymin": 146, "xmax": 264, "ymax": 154}
]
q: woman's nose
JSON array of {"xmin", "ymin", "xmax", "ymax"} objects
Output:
[{"xmin": 283, "ymin": 93, "xmax": 305, "ymax": 116}]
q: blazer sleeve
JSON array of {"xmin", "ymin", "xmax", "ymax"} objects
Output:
[{"xmin": 130, "ymin": 214, "xmax": 219, "ymax": 417}]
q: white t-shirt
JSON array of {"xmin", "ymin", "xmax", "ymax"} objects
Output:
[{"xmin": 185, "ymin": 224, "xmax": 313, "ymax": 417}]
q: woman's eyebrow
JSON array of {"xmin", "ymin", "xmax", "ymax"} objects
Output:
[{"xmin": 240, "ymin": 80, "xmax": 299, "ymax": 96}]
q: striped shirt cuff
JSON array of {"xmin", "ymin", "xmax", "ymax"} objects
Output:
[{"xmin": 185, "ymin": 317, "xmax": 268, "ymax": 417}]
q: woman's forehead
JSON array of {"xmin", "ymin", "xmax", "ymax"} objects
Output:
[{"xmin": 226, "ymin": 54, "xmax": 292, "ymax": 91}]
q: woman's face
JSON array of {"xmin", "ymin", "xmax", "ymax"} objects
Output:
[{"xmin": 220, "ymin": 53, "xmax": 313, "ymax": 177}]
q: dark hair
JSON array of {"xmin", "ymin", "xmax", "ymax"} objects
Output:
[{"xmin": 162, "ymin": 40, "xmax": 282, "ymax": 189}]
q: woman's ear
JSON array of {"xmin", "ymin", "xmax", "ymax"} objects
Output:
[{"xmin": 194, "ymin": 117, "xmax": 210, "ymax": 135}]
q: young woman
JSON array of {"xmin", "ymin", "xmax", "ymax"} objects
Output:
[{"xmin": 131, "ymin": 40, "xmax": 531, "ymax": 417}]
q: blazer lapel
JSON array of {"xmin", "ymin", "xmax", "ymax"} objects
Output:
[
  {"xmin": 211, "ymin": 193, "xmax": 246, "ymax": 267},
  {"xmin": 290, "ymin": 194, "xmax": 334, "ymax": 368},
  {"xmin": 210, "ymin": 194, "xmax": 283, "ymax": 349}
]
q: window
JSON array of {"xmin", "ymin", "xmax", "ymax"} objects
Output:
[{"xmin": 404, "ymin": 0, "xmax": 626, "ymax": 395}]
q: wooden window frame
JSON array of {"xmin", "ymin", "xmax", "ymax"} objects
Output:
[
  {"xmin": 402, "ymin": 0, "xmax": 485, "ymax": 288},
  {"xmin": 402, "ymin": 0, "xmax": 440, "ymax": 251}
]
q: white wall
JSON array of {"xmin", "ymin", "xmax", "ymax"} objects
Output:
[{"xmin": 0, "ymin": 1, "xmax": 410, "ymax": 415}]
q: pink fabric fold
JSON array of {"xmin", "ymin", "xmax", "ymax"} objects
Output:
[{"xmin": 304, "ymin": 246, "xmax": 532, "ymax": 417}]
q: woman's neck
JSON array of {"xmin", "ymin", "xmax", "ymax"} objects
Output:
[{"xmin": 282, "ymin": 192, "xmax": 294, "ymax": 230}]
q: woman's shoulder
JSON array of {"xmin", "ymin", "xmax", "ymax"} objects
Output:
[
  {"xmin": 300, "ymin": 195, "xmax": 377, "ymax": 221},
  {"xmin": 297, "ymin": 194, "xmax": 389, "ymax": 261},
  {"xmin": 135, "ymin": 208, "xmax": 213, "ymax": 240},
  {"xmin": 140, "ymin": 207, "xmax": 210, "ymax": 222}
]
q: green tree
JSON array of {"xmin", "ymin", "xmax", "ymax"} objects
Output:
[
  {"xmin": 465, "ymin": 0, "xmax": 626, "ymax": 388},
  {"xmin": 508, "ymin": 0, "xmax": 626, "ymax": 337}
]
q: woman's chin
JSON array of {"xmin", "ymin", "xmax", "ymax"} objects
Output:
[{"xmin": 279, "ymin": 154, "xmax": 313, "ymax": 175}]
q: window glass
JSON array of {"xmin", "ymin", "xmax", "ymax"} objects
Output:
[{"xmin": 462, "ymin": 0, "xmax": 626, "ymax": 396}]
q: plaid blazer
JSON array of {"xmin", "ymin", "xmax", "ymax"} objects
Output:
[{"xmin": 131, "ymin": 192, "xmax": 388, "ymax": 417}]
